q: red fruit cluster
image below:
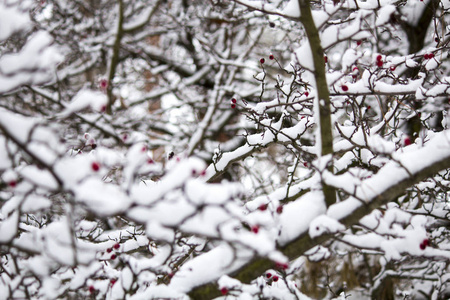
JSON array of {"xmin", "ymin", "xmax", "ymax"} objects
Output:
[
  {"xmin": 424, "ymin": 53, "xmax": 434, "ymax": 60},
  {"xmin": 420, "ymin": 239, "xmax": 429, "ymax": 250},
  {"xmin": 376, "ymin": 54, "xmax": 383, "ymax": 67}
]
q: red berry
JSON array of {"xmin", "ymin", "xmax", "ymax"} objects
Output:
[
  {"xmin": 91, "ymin": 162, "xmax": 100, "ymax": 172},
  {"xmin": 231, "ymin": 103, "xmax": 236, "ymax": 109},
  {"xmin": 220, "ymin": 287, "xmax": 228, "ymax": 295},
  {"xmin": 113, "ymin": 243, "xmax": 120, "ymax": 249},
  {"xmin": 390, "ymin": 65, "xmax": 396, "ymax": 71},
  {"xmin": 106, "ymin": 248, "xmax": 112, "ymax": 253},
  {"xmin": 435, "ymin": 37, "xmax": 440, "ymax": 43},
  {"xmin": 8, "ymin": 180, "xmax": 17, "ymax": 188},
  {"xmin": 269, "ymin": 54, "xmax": 274, "ymax": 60},
  {"xmin": 273, "ymin": 275, "xmax": 279, "ymax": 282},
  {"xmin": 304, "ymin": 91, "xmax": 309, "ymax": 97},
  {"xmin": 341, "ymin": 85, "xmax": 348, "ymax": 91},
  {"xmin": 376, "ymin": 55, "xmax": 382, "ymax": 61},
  {"xmin": 324, "ymin": 56, "xmax": 328, "ymax": 63},
  {"xmin": 147, "ymin": 158, "xmax": 154, "ymax": 164},
  {"xmin": 251, "ymin": 225, "xmax": 259, "ymax": 234},
  {"xmin": 423, "ymin": 239, "xmax": 429, "ymax": 246},
  {"xmin": 376, "ymin": 60, "xmax": 383, "ymax": 67},
  {"xmin": 266, "ymin": 272, "xmax": 272, "ymax": 279},
  {"xmin": 99, "ymin": 79, "xmax": 108, "ymax": 91},
  {"xmin": 258, "ymin": 204, "xmax": 267, "ymax": 211},
  {"xmin": 276, "ymin": 262, "xmax": 288, "ymax": 270},
  {"xmin": 100, "ymin": 105, "xmax": 106, "ymax": 113},
  {"xmin": 88, "ymin": 285, "xmax": 95, "ymax": 293},
  {"xmin": 200, "ymin": 170, "xmax": 206, "ymax": 176},
  {"xmin": 260, "ymin": 58, "xmax": 265, "ymax": 64},
  {"xmin": 428, "ymin": 53, "xmax": 434, "ymax": 59},
  {"xmin": 424, "ymin": 54, "xmax": 429, "ymax": 59},
  {"xmin": 367, "ymin": 105, "xmax": 371, "ymax": 110},
  {"xmin": 404, "ymin": 136, "xmax": 411, "ymax": 146},
  {"xmin": 110, "ymin": 278, "xmax": 117, "ymax": 286},
  {"xmin": 231, "ymin": 98, "xmax": 237, "ymax": 103},
  {"xmin": 111, "ymin": 254, "xmax": 117, "ymax": 260},
  {"xmin": 276, "ymin": 206, "xmax": 283, "ymax": 214},
  {"xmin": 420, "ymin": 242, "xmax": 426, "ymax": 250},
  {"xmin": 356, "ymin": 40, "xmax": 362, "ymax": 46}
]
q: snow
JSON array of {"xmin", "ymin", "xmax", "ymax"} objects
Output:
[
  {"xmin": 0, "ymin": 4, "xmax": 31, "ymax": 41},
  {"xmin": 282, "ymin": 0, "xmax": 300, "ymax": 18},
  {"xmin": 60, "ymin": 89, "xmax": 108, "ymax": 117}
]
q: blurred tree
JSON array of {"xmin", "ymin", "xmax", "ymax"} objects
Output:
[{"xmin": 0, "ymin": 0, "xmax": 450, "ymax": 299}]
